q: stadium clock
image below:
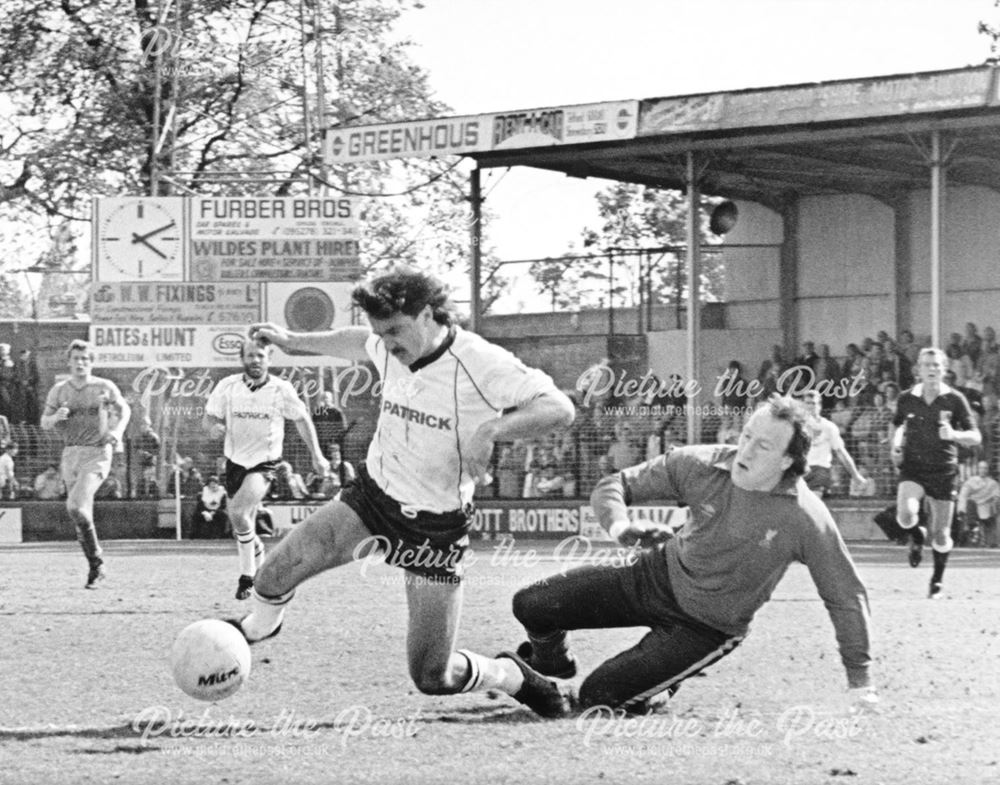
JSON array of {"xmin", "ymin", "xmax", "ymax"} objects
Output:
[{"xmin": 95, "ymin": 197, "xmax": 186, "ymax": 281}]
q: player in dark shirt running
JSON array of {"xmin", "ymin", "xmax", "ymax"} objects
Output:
[{"xmin": 891, "ymin": 347, "xmax": 980, "ymax": 598}]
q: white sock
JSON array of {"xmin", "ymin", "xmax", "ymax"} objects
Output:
[
  {"xmin": 458, "ymin": 650, "xmax": 523, "ymax": 695},
  {"xmin": 242, "ymin": 587, "xmax": 295, "ymax": 641},
  {"xmin": 236, "ymin": 531, "xmax": 257, "ymax": 576}
]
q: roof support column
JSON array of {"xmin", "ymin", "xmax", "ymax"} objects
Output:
[
  {"xmin": 929, "ymin": 130, "xmax": 944, "ymax": 348},
  {"xmin": 685, "ymin": 151, "xmax": 701, "ymax": 445},
  {"xmin": 469, "ymin": 165, "xmax": 483, "ymax": 333},
  {"xmin": 892, "ymin": 192, "xmax": 912, "ymax": 339},
  {"xmin": 778, "ymin": 196, "xmax": 800, "ymax": 363}
]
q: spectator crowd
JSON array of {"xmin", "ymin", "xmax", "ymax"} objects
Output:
[{"xmin": 3, "ymin": 325, "xmax": 1000, "ymax": 549}]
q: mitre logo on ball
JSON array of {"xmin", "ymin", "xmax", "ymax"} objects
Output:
[{"xmin": 170, "ymin": 619, "xmax": 251, "ymax": 701}]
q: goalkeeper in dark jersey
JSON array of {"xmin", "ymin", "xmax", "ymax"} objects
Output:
[{"xmin": 508, "ymin": 395, "xmax": 876, "ymax": 716}]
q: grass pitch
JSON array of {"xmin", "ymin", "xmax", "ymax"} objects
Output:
[{"xmin": 1, "ymin": 538, "xmax": 999, "ymax": 784}]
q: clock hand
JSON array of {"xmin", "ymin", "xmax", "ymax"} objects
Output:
[
  {"xmin": 131, "ymin": 232, "xmax": 168, "ymax": 259},
  {"xmin": 131, "ymin": 221, "xmax": 176, "ymax": 244}
]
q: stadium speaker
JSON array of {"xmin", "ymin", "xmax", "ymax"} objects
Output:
[
  {"xmin": 709, "ymin": 200, "xmax": 739, "ymax": 236},
  {"xmin": 284, "ymin": 286, "xmax": 336, "ymax": 332},
  {"xmin": 263, "ymin": 282, "xmax": 356, "ymax": 362}
]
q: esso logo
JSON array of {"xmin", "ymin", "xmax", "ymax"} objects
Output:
[{"xmin": 212, "ymin": 333, "xmax": 245, "ymax": 356}]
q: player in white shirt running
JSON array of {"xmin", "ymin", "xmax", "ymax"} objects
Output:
[
  {"xmin": 203, "ymin": 338, "xmax": 329, "ymax": 599},
  {"xmin": 225, "ymin": 266, "xmax": 576, "ymax": 717}
]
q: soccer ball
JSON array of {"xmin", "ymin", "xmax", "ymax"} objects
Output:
[{"xmin": 170, "ymin": 619, "xmax": 251, "ymax": 701}]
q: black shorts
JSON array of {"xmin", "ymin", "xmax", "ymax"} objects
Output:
[
  {"xmin": 225, "ymin": 458, "xmax": 280, "ymax": 498},
  {"xmin": 898, "ymin": 466, "xmax": 958, "ymax": 501},
  {"xmin": 804, "ymin": 466, "xmax": 832, "ymax": 494},
  {"xmin": 340, "ymin": 463, "xmax": 472, "ymax": 583}
]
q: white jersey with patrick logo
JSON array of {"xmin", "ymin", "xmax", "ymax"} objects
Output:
[
  {"xmin": 205, "ymin": 374, "xmax": 308, "ymax": 467},
  {"xmin": 366, "ymin": 326, "xmax": 558, "ymax": 513}
]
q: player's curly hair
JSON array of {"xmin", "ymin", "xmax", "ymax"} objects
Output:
[
  {"xmin": 66, "ymin": 339, "xmax": 95, "ymax": 362},
  {"xmin": 762, "ymin": 394, "xmax": 812, "ymax": 478},
  {"xmin": 351, "ymin": 266, "xmax": 456, "ymax": 326}
]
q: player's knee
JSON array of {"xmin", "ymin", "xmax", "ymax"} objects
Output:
[
  {"xmin": 409, "ymin": 664, "xmax": 457, "ymax": 695},
  {"xmin": 512, "ymin": 583, "xmax": 547, "ymax": 626},
  {"xmin": 65, "ymin": 500, "xmax": 87, "ymax": 521},
  {"xmin": 897, "ymin": 504, "xmax": 920, "ymax": 529},
  {"xmin": 577, "ymin": 676, "xmax": 622, "ymax": 711}
]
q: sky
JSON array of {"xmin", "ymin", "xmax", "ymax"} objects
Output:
[{"xmin": 392, "ymin": 0, "xmax": 993, "ymax": 268}]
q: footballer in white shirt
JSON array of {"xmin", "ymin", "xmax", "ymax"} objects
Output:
[
  {"xmin": 203, "ymin": 339, "xmax": 329, "ymax": 600},
  {"xmin": 228, "ymin": 266, "xmax": 576, "ymax": 717}
]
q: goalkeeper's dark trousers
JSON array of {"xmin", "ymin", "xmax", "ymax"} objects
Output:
[{"xmin": 512, "ymin": 545, "xmax": 742, "ymax": 712}]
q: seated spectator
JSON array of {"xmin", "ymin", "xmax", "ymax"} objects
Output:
[
  {"xmin": 323, "ymin": 443, "xmax": 356, "ymax": 497},
  {"xmin": 256, "ymin": 505, "xmax": 275, "ymax": 537},
  {"xmin": 494, "ymin": 443, "xmax": 522, "ymax": 499},
  {"xmin": 522, "ymin": 445, "xmax": 554, "ymax": 498},
  {"xmin": 136, "ymin": 453, "xmax": 161, "ymax": 499},
  {"xmin": 95, "ymin": 473, "xmax": 124, "ymax": 500},
  {"xmin": 193, "ymin": 475, "xmax": 229, "ymax": 539},
  {"xmin": 716, "ymin": 412, "xmax": 742, "ymax": 445},
  {"xmin": 0, "ymin": 441, "xmax": 19, "ymax": 500},
  {"xmin": 34, "ymin": 463, "xmax": 65, "ymax": 500},
  {"xmin": 957, "ymin": 460, "xmax": 1000, "ymax": 548},
  {"xmin": 269, "ymin": 460, "xmax": 309, "ymax": 501},
  {"xmin": 605, "ymin": 421, "xmax": 641, "ymax": 472},
  {"xmin": 168, "ymin": 456, "xmax": 204, "ymax": 498},
  {"xmin": 533, "ymin": 461, "xmax": 567, "ymax": 498}
]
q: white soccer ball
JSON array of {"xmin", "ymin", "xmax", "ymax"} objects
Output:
[{"xmin": 170, "ymin": 619, "xmax": 252, "ymax": 701}]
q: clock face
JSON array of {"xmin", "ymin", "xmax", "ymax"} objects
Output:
[{"xmin": 96, "ymin": 198, "xmax": 186, "ymax": 282}]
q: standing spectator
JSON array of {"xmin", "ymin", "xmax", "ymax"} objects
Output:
[
  {"xmin": 978, "ymin": 326, "xmax": 1000, "ymax": 397},
  {"xmin": 717, "ymin": 360, "xmax": 751, "ymax": 415},
  {"xmin": 40, "ymin": 339, "xmax": 131, "ymax": 589},
  {"xmin": 956, "ymin": 460, "xmax": 1000, "ymax": 548},
  {"xmin": 813, "ymin": 344, "xmax": 842, "ymax": 411},
  {"xmin": 884, "ymin": 337, "xmax": 913, "ymax": 390},
  {"xmin": 34, "ymin": 463, "xmax": 65, "ymax": 500},
  {"xmin": 757, "ymin": 344, "xmax": 786, "ymax": 385},
  {"xmin": 946, "ymin": 369, "xmax": 985, "ymax": 479},
  {"xmin": 15, "ymin": 348, "xmax": 40, "ymax": 425},
  {"xmin": 312, "ymin": 391, "xmax": 346, "ymax": 457},
  {"xmin": 795, "ymin": 340, "xmax": 820, "ymax": 372},
  {"xmin": 962, "ymin": 322, "xmax": 982, "ymax": 369},
  {"xmin": 802, "ymin": 391, "xmax": 867, "ymax": 498},
  {"xmin": 891, "ymin": 347, "xmax": 981, "ymax": 598},
  {"xmin": 576, "ymin": 403, "xmax": 614, "ymax": 492},
  {"xmin": 0, "ymin": 441, "xmax": 18, "ymax": 500},
  {"xmin": 0, "ymin": 344, "xmax": 15, "ymax": 422},
  {"xmin": 869, "ymin": 390, "xmax": 895, "ymax": 494},
  {"xmin": 881, "ymin": 381, "xmax": 901, "ymax": 415},
  {"xmin": 124, "ymin": 390, "xmax": 160, "ymax": 499},
  {"xmin": 867, "ymin": 342, "xmax": 895, "ymax": 383},
  {"xmin": 981, "ymin": 393, "xmax": 1000, "ymax": 476},
  {"xmin": 841, "ymin": 343, "xmax": 865, "ymax": 382},
  {"xmin": 193, "ymin": 475, "xmax": 229, "ymax": 539}
]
